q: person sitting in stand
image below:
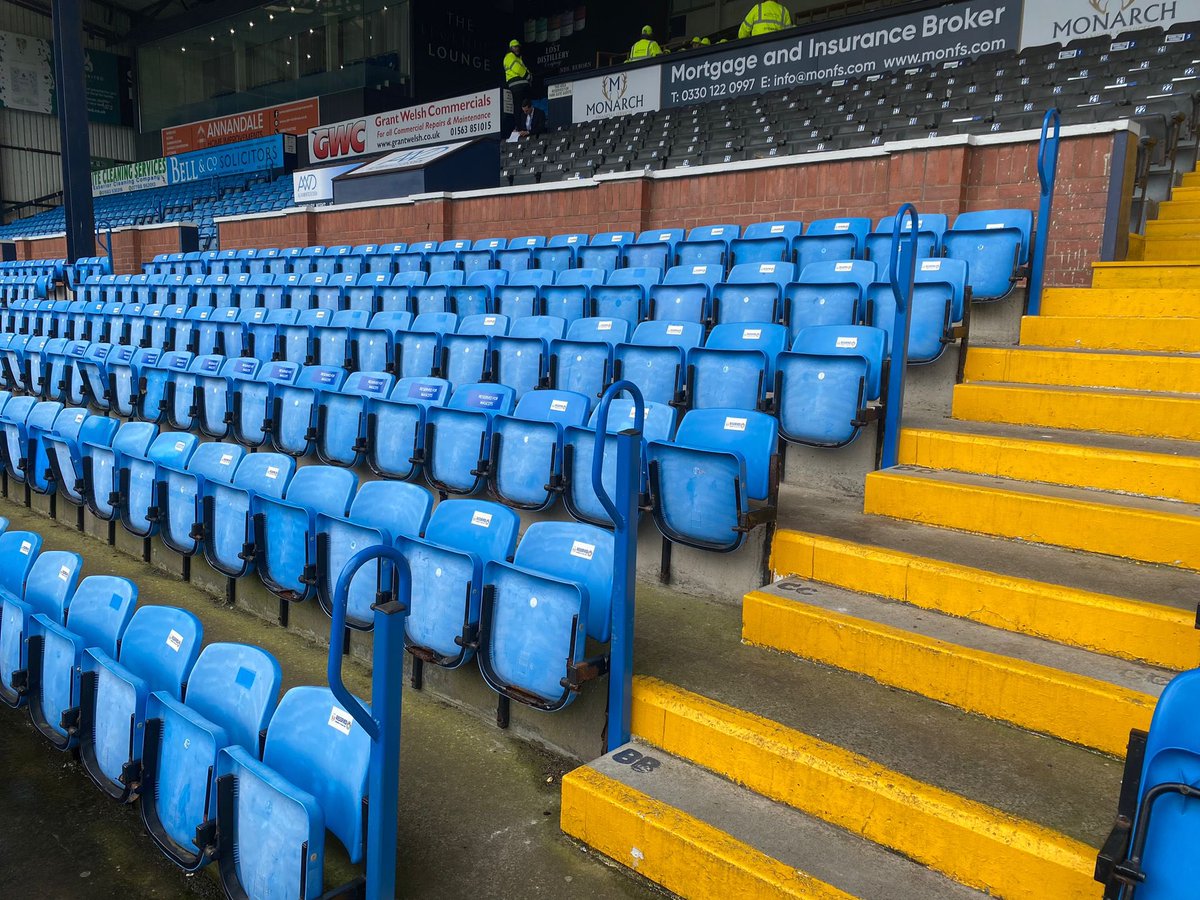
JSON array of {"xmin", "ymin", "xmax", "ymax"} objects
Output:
[{"xmin": 517, "ymin": 98, "xmax": 546, "ymax": 138}]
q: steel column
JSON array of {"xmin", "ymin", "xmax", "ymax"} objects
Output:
[{"xmin": 51, "ymin": 0, "xmax": 96, "ymax": 262}]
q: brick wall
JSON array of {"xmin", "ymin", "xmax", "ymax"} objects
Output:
[
  {"xmin": 14, "ymin": 224, "xmax": 196, "ymax": 275},
  {"xmin": 213, "ymin": 129, "xmax": 1131, "ymax": 288}
]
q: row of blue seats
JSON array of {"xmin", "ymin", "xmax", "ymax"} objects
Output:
[
  {"xmin": 138, "ymin": 210, "xmax": 1031, "ymax": 300},
  {"xmin": 0, "ymin": 275, "xmax": 52, "ymax": 302},
  {"xmin": 55, "ymin": 257, "xmax": 972, "ymax": 336},
  {"xmin": 0, "ymin": 259, "xmax": 66, "ymax": 282},
  {"xmin": 0, "ymin": 409, "xmax": 633, "ymax": 712}
]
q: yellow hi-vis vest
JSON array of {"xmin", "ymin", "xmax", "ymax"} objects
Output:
[
  {"xmin": 738, "ymin": 1, "xmax": 791, "ymax": 38},
  {"xmin": 504, "ymin": 51, "xmax": 530, "ymax": 84},
  {"xmin": 627, "ymin": 38, "xmax": 663, "ymax": 61}
]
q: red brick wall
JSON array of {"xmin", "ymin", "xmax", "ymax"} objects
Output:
[
  {"xmin": 217, "ymin": 130, "xmax": 1131, "ymax": 288},
  {"xmin": 14, "ymin": 225, "xmax": 197, "ymax": 275}
]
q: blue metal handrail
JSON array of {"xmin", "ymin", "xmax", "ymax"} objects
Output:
[
  {"xmin": 327, "ymin": 544, "xmax": 411, "ymax": 900},
  {"xmin": 1027, "ymin": 108, "xmax": 1062, "ymax": 316},
  {"xmin": 589, "ymin": 380, "xmax": 644, "ymax": 752},
  {"xmin": 94, "ymin": 222, "xmax": 114, "ymax": 275},
  {"xmin": 879, "ymin": 203, "xmax": 920, "ymax": 470}
]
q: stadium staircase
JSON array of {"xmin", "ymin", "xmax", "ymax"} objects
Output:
[{"xmin": 561, "ymin": 192, "xmax": 1200, "ymax": 896}]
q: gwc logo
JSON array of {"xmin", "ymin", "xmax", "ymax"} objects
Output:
[{"xmin": 311, "ymin": 120, "xmax": 367, "ymax": 160}]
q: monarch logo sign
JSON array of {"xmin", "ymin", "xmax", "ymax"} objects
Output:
[
  {"xmin": 573, "ymin": 67, "xmax": 661, "ymax": 122},
  {"xmin": 1020, "ymin": 0, "xmax": 1199, "ymax": 45},
  {"xmin": 311, "ymin": 120, "xmax": 368, "ymax": 160}
]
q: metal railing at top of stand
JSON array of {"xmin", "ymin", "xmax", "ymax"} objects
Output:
[
  {"xmin": 589, "ymin": 379, "xmax": 644, "ymax": 752},
  {"xmin": 879, "ymin": 203, "xmax": 920, "ymax": 471},
  {"xmin": 1027, "ymin": 107, "xmax": 1062, "ymax": 318},
  {"xmin": 94, "ymin": 222, "xmax": 114, "ymax": 275}
]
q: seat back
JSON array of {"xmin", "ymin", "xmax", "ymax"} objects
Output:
[
  {"xmin": 512, "ymin": 521, "xmax": 615, "ymax": 641},
  {"xmin": 117, "ymin": 605, "xmax": 203, "ymax": 697},
  {"xmin": 22, "ymin": 549, "xmax": 82, "ymax": 622},
  {"xmin": 60, "ymin": 576, "xmax": 137, "ymax": 659}
]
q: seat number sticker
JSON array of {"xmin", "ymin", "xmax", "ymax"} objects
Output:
[
  {"xmin": 328, "ymin": 707, "xmax": 353, "ymax": 735},
  {"xmin": 742, "ymin": 328, "xmax": 762, "ymax": 340},
  {"xmin": 769, "ymin": 225, "xmax": 785, "ymax": 234},
  {"xmin": 58, "ymin": 565, "xmax": 71, "ymax": 581},
  {"xmin": 760, "ymin": 263, "xmax": 776, "ymax": 274},
  {"xmin": 174, "ymin": 441, "xmax": 186, "ymax": 451},
  {"xmin": 220, "ymin": 454, "xmax": 234, "ymax": 466},
  {"xmin": 471, "ymin": 511, "xmax": 493, "ymax": 528},
  {"xmin": 570, "ymin": 540, "xmax": 595, "ymax": 560},
  {"xmin": 986, "ymin": 223, "xmax": 1005, "ymax": 230},
  {"xmin": 724, "ymin": 417, "xmax": 747, "ymax": 431},
  {"xmin": 835, "ymin": 262, "xmax": 853, "ymax": 272},
  {"xmin": 265, "ymin": 466, "xmax": 280, "ymax": 479},
  {"xmin": 597, "ymin": 320, "xmax": 613, "ymax": 331},
  {"xmin": 19, "ymin": 541, "xmax": 31, "ymax": 555},
  {"xmin": 550, "ymin": 399, "xmax": 569, "ymax": 412},
  {"xmin": 836, "ymin": 336, "xmax": 859, "ymax": 349},
  {"xmin": 921, "ymin": 260, "xmax": 942, "ymax": 271},
  {"xmin": 692, "ymin": 266, "xmax": 706, "ymax": 275},
  {"xmin": 666, "ymin": 325, "xmax": 684, "ymax": 335},
  {"xmin": 166, "ymin": 630, "xmax": 184, "ymax": 652},
  {"xmin": 834, "ymin": 222, "xmax": 850, "ymax": 231}
]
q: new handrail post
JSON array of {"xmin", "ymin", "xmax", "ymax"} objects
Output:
[
  {"xmin": 1028, "ymin": 108, "xmax": 1062, "ymax": 317},
  {"xmin": 328, "ymin": 544, "xmax": 412, "ymax": 900},
  {"xmin": 589, "ymin": 380, "xmax": 645, "ymax": 752},
  {"xmin": 879, "ymin": 203, "xmax": 920, "ymax": 470}
]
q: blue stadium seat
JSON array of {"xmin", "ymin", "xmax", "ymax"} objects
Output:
[
  {"xmin": 533, "ymin": 232, "xmax": 588, "ymax": 273},
  {"xmin": 867, "ymin": 258, "xmax": 970, "ymax": 364},
  {"xmin": 315, "ymin": 481, "xmax": 432, "ymax": 626},
  {"xmin": 449, "ymin": 270, "xmax": 507, "ymax": 318},
  {"xmin": 364, "ymin": 242, "xmax": 407, "ymax": 275},
  {"xmin": 196, "ymin": 308, "xmax": 240, "ymax": 356},
  {"xmin": 626, "ymin": 228, "xmax": 685, "ymax": 271},
  {"xmin": 649, "ymin": 264, "xmax": 722, "ymax": 323},
  {"xmin": 137, "ymin": 351, "xmax": 192, "ymax": 424},
  {"xmin": 194, "ymin": 358, "xmax": 261, "ymax": 439},
  {"xmin": 496, "ymin": 269, "xmax": 554, "ymax": 319},
  {"xmin": 40, "ymin": 408, "xmax": 117, "ymax": 503},
  {"xmin": 425, "ymin": 384, "xmax": 516, "ymax": 496},
  {"xmin": 496, "ymin": 235, "xmax": 545, "ymax": 272},
  {"xmin": 118, "ymin": 431, "xmax": 199, "ymax": 538},
  {"xmin": 461, "ymin": 237, "xmax": 507, "ymax": 275},
  {"xmin": 400, "ymin": 500, "xmax": 519, "ymax": 668},
  {"xmin": 479, "ymin": 521, "xmax": 614, "ymax": 710},
  {"xmin": 314, "ymin": 371, "xmax": 394, "ymax": 467},
  {"xmin": 579, "ymin": 231, "xmax": 635, "ymax": 272},
  {"xmin": 541, "ymin": 268, "xmax": 606, "ymax": 321},
  {"xmin": 428, "ymin": 239, "xmax": 471, "ymax": 274},
  {"xmin": 562, "ymin": 399, "xmax": 677, "ymax": 527},
  {"xmin": 77, "ymin": 343, "xmax": 124, "ymax": 411},
  {"xmin": 793, "ymin": 217, "xmax": 872, "ymax": 270},
  {"xmin": 711, "ymin": 261, "xmax": 795, "ymax": 325},
  {"xmin": 342, "ymin": 247, "xmax": 373, "ymax": 277},
  {"xmin": 348, "ymin": 310, "xmax": 413, "ymax": 373},
  {"xmin": 82, "ymin": 421, "xmax": 157, "ymax": 522},
  {"xmin": 276, "ymin": 308, "xmax": 331, "ymax": 364},
  {"xmin": 245, "ymin": 309, "xmax": 297, "ymax": 363},
  {"xmin": 213, "ymin": 685, "xmax": 370, "ymax": 899},
  {"xmin": 157, "ymin": 442, "xmax": 245, "ymax": 556},
  {"xmin": 590, "ymin": 266, "xmax": 661, "ymax": 327},
  {"xmin": 311, "ymin": 309, "xmax": 371, "ymax": 367},
  {"xmin": 729, "ymin": 221, "xmax": 804, "ymax": 266},
  {"xmin": 79, "ymin": 605, "xmax": 203, "ymax": 800},
  {"xmin": 614, "ymin": 321, "xmax": 705, "ymax": 407},
  {"xmin": 784, "ymin": 260, "xmax": 877, "ymax": 340},
  {"xmin": 440, "ymin": 320, "xmax": 496, "ymax": 386},
  {"xmin": 139, "ymin": 643, "xmax": 282, "ymax": 870},
  {"xmin": 363, "ymin": 376, "xmax": 452, "ymax": 480},
  {"xmin": 488, "ymin": 389, "xmax": 591, "ymax": 511},
  {"xmin": 346, "ymin": 272, "xmax": 389, "ymax": 314},
  {"xmin": 198, "ymin": 452, "xmax": 295, "ymax": 579},
  {"xmin": 678, "ymin": 223, "xmax": 741, "ymax": 268},
  {"xmin": 943, "ymin": 209, "xmax": 1034, "ymax": 300},
  {"xmin": 395, "ymin": 314, "xmax": 455, "ymax": 379},
  {"xmin": 165, "ymin": 354, "xmax": 223, "ymax": 431},
  {"xmin": 488, "ymin": 314, "xmax": 563, "ymax": 400},
  {"xmin": 549, "ymin": 317, "xmax": 629, "ymax": 404},
  {"xmin": 229, "ymin": 361, "xmax": 300, "ymax": 449},
  {"xmin": 380, "ymin": 272, "xmax": 426, "ymax": 314},
  {"xmin": 865, "ymin": 214, "xmax": 949, "ymax": 277},
  {"xmin": 0, "ymin": 548, "xmax": 81, "ymax": 708},
  {"xmin": 775, "ymin": 325, "xmax": 887, "ymax": 448},
  {"xmin": 646, "ymin": 408, "xmax": 779, "ymax": 552},
  {"xmin": 687, "ymin": 323, "xmax": 788, "ymax": 411},
  {"xmin": 269, "ymin": 365, "xmax": 347, "ymax": 457},
  {"xmin": 1, "ymin": 398, "xmax": 61, "ymax": 486},
  {"xmin": 25, "ymin": 575, "xmax": 137, "ymax": 750},
  {"xmin": 412, "ymin": 269, "xmax": 467, "ymax": 316},
  {"xmin": 252, "ymin": 465, "xmax": 357, "ymax": 603}
]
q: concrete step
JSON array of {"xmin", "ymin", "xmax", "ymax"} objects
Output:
[
  {"xmin": 951, "ymin": 380, "xmax": 1200, "ymax": 441},
  {"xmin": 744, "ymin": 579, "xmax": 1163, "ymax": 756},
  {"xmin": 1089, "ymin": 261, "xmax": 1200, "ymax": 289},
  {"xmin": 562, "ymin": 738, "xmax": 987, "ymax": 900},
  {"xmin": 626, "ymin": 678, "xmax": 1101, "ymax": 899},
  {"xmin": 1039, "ymin": 287, "xmax": 1200, "ymax": 318},
  {"xmin": 963, "ymin": 346, "xmax": 1200, "ymax": 394},
  {"xmin": 864, "ymin": 466, "xmax": 1200, "ymax": 571},
  {"xmin": 633, "ymin": 582, "xmax": 1124, "ymax": 850},
  {"xmin": 897, "ymin": 419, "xmax": 1200, "ymax": 505},
  {"xmin": 1019, "ymin": 315, "xmax": 1200, "ymax": 353}
]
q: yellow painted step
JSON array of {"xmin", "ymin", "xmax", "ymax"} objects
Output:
[
  {"xmin": 1020, "ymin": 315, "xmax": 1200, "ymax": 353},
  {"xmin": 741, "ymin": 588, "xmax": 1155, "ymax": 756},
  {"xmin": 952, "ymin": 381, "xmax": 1200, "ymax": 441},
  {"xmin": 1162, "ymin": 185, "xmax": 1200, "ymax": 200},
  {"xmin": 963, "ymin": 346, "xmax": 1200, "ymax": 393},
  {"xmin": 1141, "ymin": 240, "xmax": 1200, "ymax": 261},
  {"xmin": 898, "ymin": 426, "xmax": 1200, "ymax": 505},
  {"xmin": 770, "ymin": 529, "xmax": 1200, "ymax": 670},
  {"xmin": 1154, "ymin": 200, "xmax": 1200, "ymax": 220},
  {"xmin": 1040, "ymin": 287, "xmax": 1200, "ymax": 318},
  {"xmin": 1090, "ymin": 261, "xmax": 1200, "ymax": 289},
  {"xmin": 864, "ymin": 467, "xmax": 1200, "ymax": 571},
  {"xmin": 561, "ymin": 768, "xmax": 852, "ymax": 900},
  {"xmin": 1145, "ymin": 219, "xmax": 1200, "ymax": 238},
  {"xmin": 631, "ymin": 677, "xmax": 1099, "ymax": 899}
]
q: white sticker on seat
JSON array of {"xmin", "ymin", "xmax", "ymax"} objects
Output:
[
  {"xmin": 921, "ymin": 260, "xmax": 942, "ymax": 271},
  {"xmin": 666, "ymin": 324, "xmax": 684, "ymax": 335},
  {"xmin": 166, "ymin": 629, "xmax": 184, "ymax": 652},
  {"xmin": 986, "ymin": 223, "xmax": 1005, "ymax": 230},
  {"xmin": 550, "ymin": 399, "xmax": 569, "ymax": 412},
  {"xmin": 692, "ymin": 266, "xmax": 706, "ymax": 275},
  {"xmin": 834, "ymin": 222, "xmax": 851, "ymax": 232},
  {"xmin": 75, "ymin": 413, "xmax": 85, "ymax": 423},
  {"xmin": 219, "ymin": 454, "xmax": 234, "ymax": 466},
  {"xmin": 567, "ymin": 236, "xmax": 579, "ymax": 243},
  {"xmin": 835, "ymin": 262, "xmax": 854, "ymax": 272},
  {"xmin": 742, "ymin": 328, "xmax": 762, "ymax": 340},
  {"xmin": 484, "ymin": 317, "xmax": 497, "ymax": 326},
  {"xmin": 19, "ymin": 541, "xmax": 31, "ymax": 555},
  {"xmin": 570, "ymin": 540, "xmax": 595, "ymax": 560},
  {"xmin": 174, "ymin": 441, "xmax": 185, "ymax": 451},
  {"xmin": 658, "ymin": 233, "xmax": 672, "ymax": 240},
  {"xmin": 265, "ymin": 466, "xmax": 279, "ymax": 479},
  {"xmin": 769, "ymin": 225, "xmax": 785, "ymax": 234},
  {"xmin": 471, "ymin": 511, "xmax": 492, "ymax": 528},
  {"xmin": 724, "ymin": 416, "xmax": 747, "ymax": 431},
  {"xmin": 759, "ymin": 263, "xmax": 776, "ymax": 274},
  {"xmin": 610, "ymin": 234, "xmax": 623, "ymax": 242},
  {"xmin": 58, "ymin": 565, "xmax": 71, "ymax": 581},
  {"xmin": 328, "ymin": 707, "xmax": 353, "ymax": 735},
  {"xmin": 836, "ymin": 336, "xmax": 859, "ymax": 349},
  {"xmin": 597, "ymin": 320, "xmax": 613, "ymax": 331}
]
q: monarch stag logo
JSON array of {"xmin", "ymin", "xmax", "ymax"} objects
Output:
[
  {"xmin": 601, "ymin": 74, "xmax": 628, "ymax": 104},
  {"xmin": 1088, "ymin": 0, "xmax": 1137, "ymax": 12}
]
